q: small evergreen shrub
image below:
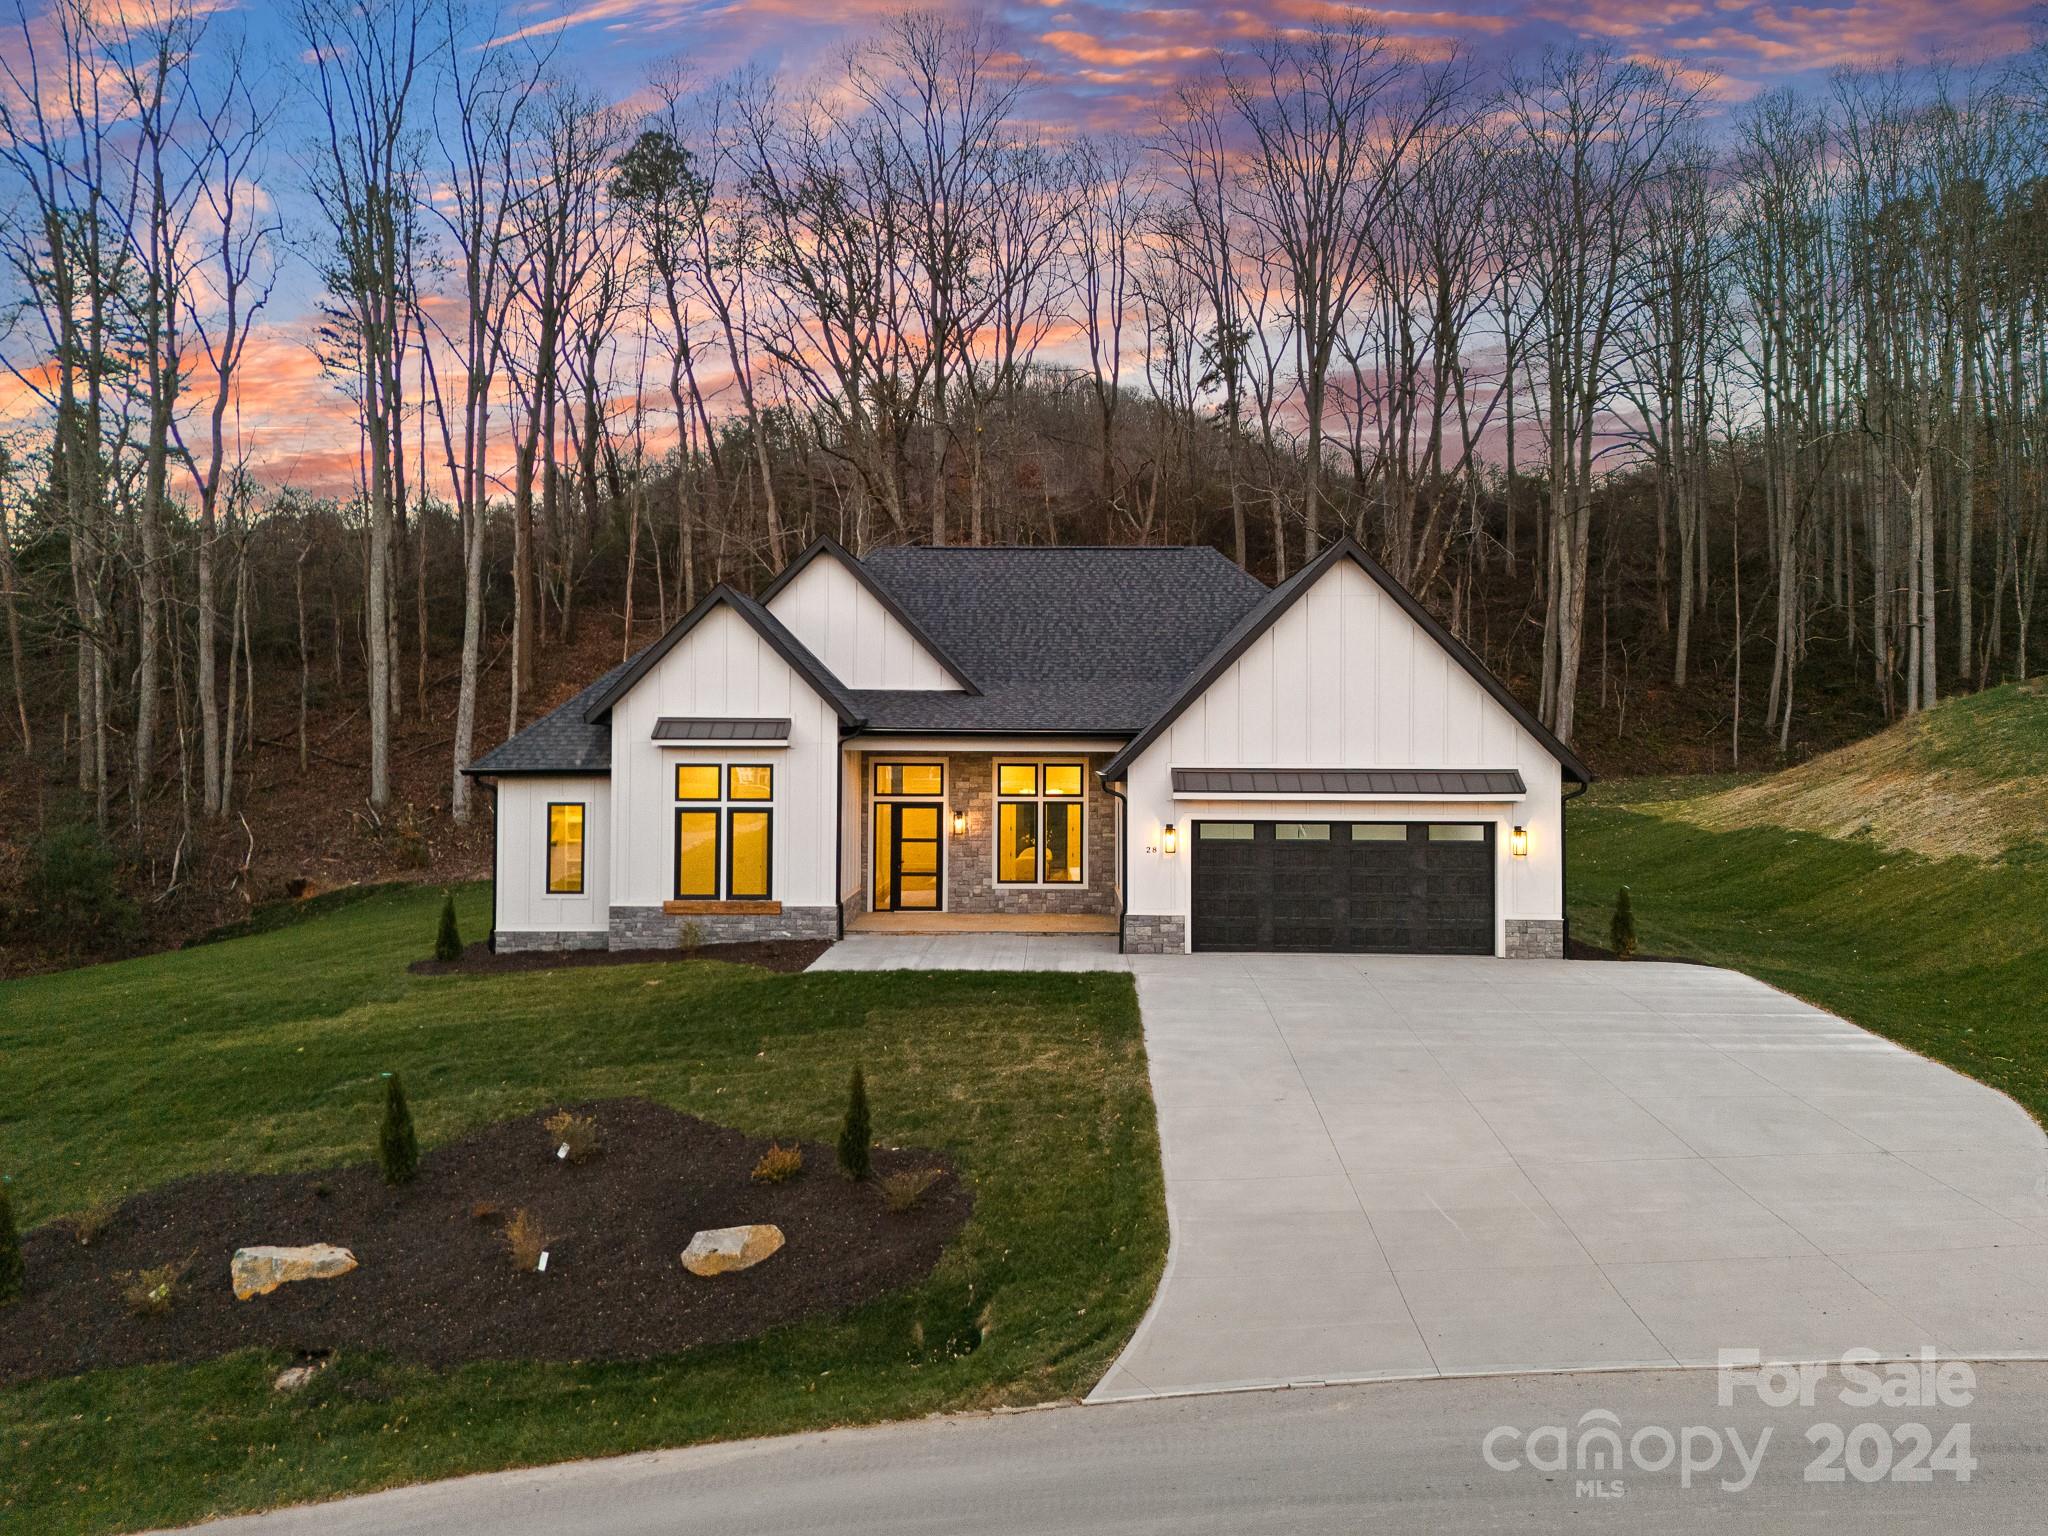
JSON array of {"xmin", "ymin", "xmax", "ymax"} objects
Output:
[
  {"xmin": 543, "ymin": 1109, "xmax": 601, "ymax": 1164},
  {"xmin": 752, "ymin": 1143, "xmax": 804, "ymax": 1183},
  {"xmin": 379, "ymin": 1073, "xmax": 420, "ymax": 1185},
  {"xmin": 880, "ymin": 1167, "xmax": 943, "ymax": 1213},
  {"xmin": 837, "ymin": 1065, "xmax": 872, "ymax": 1181},
  {"xmin": 1611, "ymin": 886, "xmax": 1638, "ymax": 960},
  {"xmin": 434, "ymin": 893, "xmax": 463, "ymax": 962},
  {"xmin": 680, "ymin": 920, "xmax": 706, "ymax": 958},
  {"xmin": 0, "ymin": 1179, "xmax": 21, "ymax": 1304}
]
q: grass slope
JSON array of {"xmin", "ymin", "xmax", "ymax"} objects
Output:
[
  {"xmin": 0, "ymin": 885, "xmax": 1164, "ymax": 1535},
  {"xmin": 1569, "ymin": 775, "xmax": 2048, "ymax": 1127},
  {"xmin": 1660, "ymin": 679, "xmax": 2048, "ymax": 861}
]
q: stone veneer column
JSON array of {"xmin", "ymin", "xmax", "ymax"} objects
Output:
[
  {"xmin": 1504, "ymin": 918, "xmax": 1565, "ymax": 959},
  {"xmin": 1121, "ymin": 915, "xmax": 1186, "ymax": 954}
]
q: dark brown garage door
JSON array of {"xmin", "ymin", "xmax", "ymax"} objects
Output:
[{"xmin": 1190, "ymin": 821, "xmax": 1494, "ymax": 955}]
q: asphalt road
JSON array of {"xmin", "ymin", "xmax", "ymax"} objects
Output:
[{"xmin": 175, "ymin": 1361, "xmax": 2048, "ymax": 1534}]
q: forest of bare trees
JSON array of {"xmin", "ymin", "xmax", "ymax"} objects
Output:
[{"xmin": 2, "ymin": 1, "xmax": 2045, "ymax": 898}]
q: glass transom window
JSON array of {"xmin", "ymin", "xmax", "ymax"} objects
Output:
[
  {"xmin": 996, "ymin": 762, "xmax": 1085, "ymax": 885},
  {"xmin": 874, "ymin": 762, "xmax": 943, "ymax": 797}
]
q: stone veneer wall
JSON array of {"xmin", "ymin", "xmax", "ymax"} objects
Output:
[
  {"xmin": 608, "ymin": 904, "xmax": 838, "ymax": 949},
  {"xmin": 940, "ymin": 753, "xmax": 1120, "ymax": 916},
  {"xmin": 493, "ymin": 928, "xmax": 608, "ymax": 955},
  {"xmin": 1504, "ymin": 918, "xmax": 1564, "ymax": 959},
  {"xmin": 1122, "ymin": 914, "xmax": 1185, "ymax": 955}
]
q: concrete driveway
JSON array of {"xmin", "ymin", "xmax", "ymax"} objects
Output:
[{"xmin": 1094, "ymin": 954, "xmax": 2048, "ymax": 1401}]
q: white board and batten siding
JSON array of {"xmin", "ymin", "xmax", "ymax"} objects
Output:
[
  {"xmin": 607, "ymin": 604, "xmax": 842, "ymax": 911},
  {"xmin": 493, "ymin": 775, "xmax": 612, "ymax": 940},
  {"xmin": 765, "ymin": 553, "xmax": 959, "ymax": 691},
  {"xmin": 1123, "ymin": 557, "xmax": 1565, "ymax": 951}
]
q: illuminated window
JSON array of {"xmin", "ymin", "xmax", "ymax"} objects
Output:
[
  {"xmin": 675, "ymin": 810, "xmax": 719, "ymax": 898},
  {"xmin": 674, "ymin": 763, "xmax": 773, "ymax": 900},
  {"xmin": 996, "ymin": 762, "xmax": 1085, "ymax": 884},
  {"xmin": 547, "ymin": 803, "xmax": 585, "ymax": 894},
  {"xmin": 997, "ymin": 801, "xmax": 1038, "ymax": 883},
  {"xmin": 1199, "ymin": 822, "xmax": 1254, "ymax": 840},
  {"xmin": 1351, "ymin": 824, "xmax": 1407, "ymax": 841},
  {"xmin": 728, "ymin": 810, "xmax": 772, "ymax": 898},
  {"xmin": 874, "ymin": 763, "xmax": 943, "ymax": 797},
  {"xmin": 729, "ymin": 764, "xmax": 773, "ymax": 801},
  {"xmin": 675, "ymin": 764, "xmax": 720, "ymax": 800}
]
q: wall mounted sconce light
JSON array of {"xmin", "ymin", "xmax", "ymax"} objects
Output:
[
  {"xmin": 1161, "ymin": 823, "xmax": 1179, "ymax": 855},
  {"xmin": 951, "ymin": 809, "xmax": 967, "ymax": 837},
  {"xmin": 1511, "ymin": 825, "xmax": 1529, "ymax": 858}
]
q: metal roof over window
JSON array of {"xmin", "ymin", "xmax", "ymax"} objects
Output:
[
  {"xmin": 1171, "ymin": 768, "xmax": 1527, "ymax": 798},
  {"xmin": 652, "ymin": 717, "xmax": 791, "ymax": 742}
]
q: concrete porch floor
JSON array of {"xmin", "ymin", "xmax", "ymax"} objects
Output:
[
  {"xmin": 846, "ymin": 912, "xmax": 1119, "ymax": 935},
  {"xmin": 807, "ymin": 932, "xmax": 1129, "ymax": 971}
]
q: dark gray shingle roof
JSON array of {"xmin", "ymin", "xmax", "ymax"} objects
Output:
[
  {"xmin": 465, "ymin": 660, "xmax": 630, "ymax": 775},
  {"xmin": 855, "ymin": 546, "xmax": 1269, "ymax": 734}
]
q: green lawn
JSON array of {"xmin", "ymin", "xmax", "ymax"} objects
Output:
[
  {"xmin": 0, "ymin": 885, "xmax": 1165, "ymax": 1535},
  {"xmin": 1568, "ymin": 779, "xmax": 2048, "ymax": 1126}
]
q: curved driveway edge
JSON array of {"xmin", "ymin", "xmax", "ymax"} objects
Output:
[{"xmin": 1091, "ymin": 955, "xmax": 2048, "ymax": 1403}]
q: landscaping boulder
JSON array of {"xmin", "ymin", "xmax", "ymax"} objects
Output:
[
  {"xmin": 231, "ymin": 1244, "xmax": 358, "ymax": 1301},
  {"xmin": 680, "ymin": 1224, "xmax": 783, "ymax": 1276},
  {"xmin": 273, "ymin": 1362, "xmax": 327, "ymax": 1393}
]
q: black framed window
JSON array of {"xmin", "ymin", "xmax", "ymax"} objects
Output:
[
  {"xmin": 675, "ymin": 809, "xmax": 720, "ymax": 899},
  {"xmin": 675, "ymin": 763, "xmax": 720, "ymax": 800},
  {"xmin": 995, "ymin": 761, "xmax": 1085, "ymax": 885},
  {"xmin": 873, "ymin": 762, "xmax": 943, "ymax": 797},
  {"xmin": 727, "ymin": 809, "xmax": 773, "ymax": 899},
  {"xmin": 546, "ymin": 802, "xmax": 585, "ymax": 894},
  {"xmin": 673, "ymin": 762, "xmax": 774, "ymax": 900}
]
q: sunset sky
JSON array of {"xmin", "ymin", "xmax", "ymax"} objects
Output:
[{"xmin": 8, "ymin": 0, "xmax": 2038, "ymax": 495}]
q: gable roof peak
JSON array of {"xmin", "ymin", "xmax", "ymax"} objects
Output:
[
  {"xmin": 1099, "ymin": 534, "xmax": 1593, "ymax": 785},
  {"xmin": 580, "ymin": 582, "xmax": 859, "ymax": 727},
  {"xmin": 759, "ymin": 534, "xmax": 979, "ymax": 694}
]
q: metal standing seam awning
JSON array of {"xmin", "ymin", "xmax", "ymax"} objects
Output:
[
  {"xmin": 652, "ymin": 717, "xmax": 791, "ymax": 744},
  {"xmin": 1170, "ymin": 768, "xmax": 1527, "ymax": 798}
]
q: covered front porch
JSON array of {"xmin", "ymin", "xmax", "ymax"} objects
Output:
[
  {"xmin": 845, "ymin": 743, "xmax": 1123, "ymax": 927},
  {"xmin": 846, "ymin": 910, "xmax": 1119, "ymax": 935}
]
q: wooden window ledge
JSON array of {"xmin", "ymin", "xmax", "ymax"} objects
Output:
[{"xmin": 663, "ymin": 899, "xmax": 781, "ymax": 916}]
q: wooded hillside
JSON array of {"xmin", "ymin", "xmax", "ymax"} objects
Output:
[{"xmin": 3, "ymin": 2, "xmax": 2044, "ymax": 971}]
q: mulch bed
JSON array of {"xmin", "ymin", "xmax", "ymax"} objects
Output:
[
  {"xmin": 408, "ymin": 939, "xmax": 831, "ymax": 976},
  {"xmin": 0, "ymin": 1099, "xmax": 969, "ymax": 1384}
]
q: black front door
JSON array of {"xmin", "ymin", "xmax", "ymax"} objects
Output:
[
  {"xmin": 876, "ymin": 801, "xmax": 943, "ymax": 911},
  {"xmin": 1191, "ymin": 820, "xmax": 1494, "ymax": 955}
]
